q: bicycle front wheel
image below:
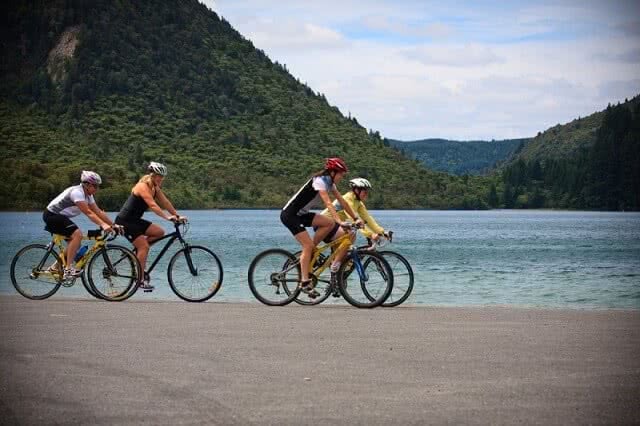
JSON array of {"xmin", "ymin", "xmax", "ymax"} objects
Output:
[
  {"xmin": 10, "ymin": 244, "xmax": 62, "ymax": 300},
  {"xmin": 87, "ymin": 245, "xmax": 140, "ymax": 301},
  {"xmin": 248, "ymin": 249, "xmax": 300, "ymax": 306},
  {"xmin": 378, "ymin": 251, "xmax": 414, "ymax": 307},
  {"xmin": 168, "ymin": 245, "xmax": 223, "ymax": 302},
  {"xmin": 338, "ymin": 250, "xmax": 393, "ymax": 308}
]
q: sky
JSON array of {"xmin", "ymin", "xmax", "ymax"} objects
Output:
[{"xmin": 202, "ymin": 0, "xmax": 640, "ymax": 141}]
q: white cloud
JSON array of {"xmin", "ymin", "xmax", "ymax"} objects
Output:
[
  {"xmin": 202, "ymin": 0, "xmax": 640, "ymax": 140},
  {"xmin": 401, "ymin": 44, "xmax": 504, "ymax": 67},
  {"xmin": 246, "ymin": 20, "xmax": 346, "ymax": 50}
]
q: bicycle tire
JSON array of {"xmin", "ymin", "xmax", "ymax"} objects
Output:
[
  {"xmin": 10, "ymin": 244, "xmax": 63, "ymax": 300},
  {"xmin": 290, "ymin": 251, "xmax": 332, "ymax": 306},
  {"xmin": 168, "ymin": 245, "xmax": 223, "ymax": 302},
  {"xmin": 337, "ymin": 250, "xmax": 393, "ymax": 308},
  {"xmin": 248, "ymin": 249, "xmax": 301, "ymax": 306},
  {"xmin": 378, "ymin": 251, "xmax": 414, "ymax": 307},
  {"xmin": 87, "ymin": 245, "xmax": 140, "ymax": 301},
  {"xmin": 80, "ymin": 272, "xmax": 103, "ymax": 300}
]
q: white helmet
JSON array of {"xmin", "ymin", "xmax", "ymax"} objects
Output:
[
  {"xmin": 349, "ymin": 178, "xmax": 372, "ymax": 190},
  {"xmin": 80, "ymin": 170, "xmax": 102, "ymax": 185},
  {"xmin": 148, "ymin": 161, "xmax": 168, "ymax": 176}
]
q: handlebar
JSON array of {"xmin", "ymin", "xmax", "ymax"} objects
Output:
[{"xmin": 86, "ymin": 229, "xmax": 119, "ymax": 242}]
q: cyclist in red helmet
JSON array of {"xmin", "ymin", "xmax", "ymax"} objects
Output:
[{"xmin": 281, "ymin": 157, "xmax": 363, "ymax": 297}]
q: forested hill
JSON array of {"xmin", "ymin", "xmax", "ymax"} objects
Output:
[
  {"xmin": 499, "ymin": 96, "xmax": 640, "ymax": 210},
  {"xmin": 0, "ymin": 0, "xmax": 492, "ymax": 211},
  {"xmin": 387, "ymin": 138, "xmax": 528, "ymax": 175}
]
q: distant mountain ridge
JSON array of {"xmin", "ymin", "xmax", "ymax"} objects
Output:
[{"xmin": 387, "ymin": 138, "xmax": 528, "ymax": 175}]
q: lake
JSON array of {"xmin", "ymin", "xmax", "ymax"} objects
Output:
[{"xmin": 1, "ymin": 210, "xmax": 639, "ymax": 309}]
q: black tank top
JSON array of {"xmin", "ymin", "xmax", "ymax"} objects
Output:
[{"xmin": 118, "ymin": 193, "xmax": 150, "ymax": 220}]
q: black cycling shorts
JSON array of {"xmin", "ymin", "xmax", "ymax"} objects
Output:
[
  {"xmin": 115, "ymin": 216, "xmax": 152, "ymax": 242},
  {"xmin": 43, "ymin": 210, "xmax": 78, "ymax": 237},
  {"xmin": 280, "ymin": 210, "xmax": 315, "ymax": 236}
]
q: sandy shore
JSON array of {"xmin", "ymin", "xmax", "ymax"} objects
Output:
[{"xmin": 0, "ymin": 296, "xmax": 639, "ymax": 425}]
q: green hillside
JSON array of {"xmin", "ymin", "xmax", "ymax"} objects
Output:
[
  {"xmin": 500, "ymin": 96, "xmax": 640, "ymax": 209},
  {"xmin": 0, "ymin": 0, "xmax": 492, "ymax": 211},
  {"xmin": 388, "ymin": 138, "xmax": 528, "ymax": 175}
]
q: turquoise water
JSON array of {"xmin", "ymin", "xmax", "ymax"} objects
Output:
[{"xmin": 1, "ymin": 210, "xmax": 639, "ymax": 309}]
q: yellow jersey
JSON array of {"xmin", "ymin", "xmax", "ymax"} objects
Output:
[{"xmin": 321, "ymin": 191, "xmax": 385, "ymax": 239}]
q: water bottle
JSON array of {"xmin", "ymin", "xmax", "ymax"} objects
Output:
[{"xmin": 74, "ymin": 245, "xmax": 88, "ymax": 262}]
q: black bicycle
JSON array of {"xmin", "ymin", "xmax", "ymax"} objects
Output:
[{"xmin": 90, "ymin": 220, "xmax": 223, "ymax": 302}]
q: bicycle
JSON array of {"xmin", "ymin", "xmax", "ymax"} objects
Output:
[
  {"xmin": 359, "ymin": 232, "xmax": 414, "ymax": 307},
  {"xmin": 248, "ymin": 224, "xmax": 393, "ymax": 308},
  {"xmin": 10, "ymin": 229, "xmax": 139, "ymax": 301},
  {"xmin": 92, "ymin": 220, "xmax": 223, "ymax": 302}
]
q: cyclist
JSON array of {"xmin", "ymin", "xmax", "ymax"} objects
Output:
[
  {"xmin": 280, "ymin": 157, "xmax": 362, "ymax": 297},
  {"xmin": 115, "ymin": 162, "xmax": 187, "ymax": 290},
  {"xmin": 43, "ymin": 170, "xmax": 120, "ymax": 280},
  {"xmin": 320, "ymin": 177, "xmax": 391, "ymax": 289}
]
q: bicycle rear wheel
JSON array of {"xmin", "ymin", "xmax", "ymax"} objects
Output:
[
  {"xmin": 337, "ymin": 250, "xmax": 393, "ymax": 308},
  {"xmin": 378, "ymin": 251, "xmax": 414, "ymax": 307},
  {"xmin": 168, "ymin": 245, "xmax": 223, "ymax": 302},
  {"xmin": 248, "ymin": 249, "xmax": 300, "ymax": 306},
  {"xmin": 10, "ymin": 244, "xmax": 62, "ymax": 300},
  {"xmin": 87, "ymin": 245, "xmax": 140, "ymax": 301}
]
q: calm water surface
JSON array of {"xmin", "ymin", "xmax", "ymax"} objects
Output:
[{"xmin": 1, "ymin": 210, "xmax": 639, "ymax": 309}]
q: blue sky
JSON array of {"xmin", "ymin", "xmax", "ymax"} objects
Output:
[{"xmin": 203, "ymin": 0, "xmax": 640, "ymax": 140}]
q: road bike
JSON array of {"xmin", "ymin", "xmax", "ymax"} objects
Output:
[
  {"xmin": 359, "ymin": 232, "xmax": 414, "ymax": 307},
  {"xmin": 10, "ymin": 229, "xmax": 139, "ymax": 300},
  {"xmin": 92, "ymin": 220, "xmax": 223, "ymax": 302},
  {"xmin": 248, "ymin": 224, "xmax": 393, "ymax": 308}
]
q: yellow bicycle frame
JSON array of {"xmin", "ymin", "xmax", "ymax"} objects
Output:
[
  {"xmin": 307, "ymin": 230, "xmax": 354, "ymax": 279},
  {"xmin": 48, "ymin": 232, "xmax": 107, "ymax": 278}
]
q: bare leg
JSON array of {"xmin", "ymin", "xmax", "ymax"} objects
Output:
[
  {"xmin": 311, "ymin": 214, "xmax": 335, "ymax": 245},
  {"xmin": 67, "ymin": 229, "xmax": 82, "ymax": 269},
  {"xmin": 145, "ymin": 223, "xmax": 165, "ymax": 245},
  {"xmin": 330, "ymin": 227, "xmax": 354, "ymax": 266},
  {"xmin": 294, "ymin": 231, "xmax": 314, "ymax": 281},
  {"xmin": 132, "ymin": 236, "xmax": 150, "ymax": 273}
]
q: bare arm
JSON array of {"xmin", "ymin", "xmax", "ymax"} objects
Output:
[
  {"xmin": 88, "ymin": 203, "xmax": 114, "ymax": 226},
  {"xmin": 77, "ymin": 201, "xmax": 112, "ymax": 231},
  {"xmin": 135, "ymin": 183, "xmax": 172, "ymax": 221},
  {"xmin": 154, "ymin": 189, "xmax": 179, "ymax": 217}
]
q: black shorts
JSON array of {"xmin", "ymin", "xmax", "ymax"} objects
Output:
[
  {"xmin": 43, "ymin": 210, "xmax": 78, "ymax": 237},
  {"xmin": 313, "ymin": 222, "xmax": 340, "ymax": 243},
  {"xmin": 280, "ymin": 210, "xmax": 315, "ymax": 236},
  {"xmin": 115, "ymin": 216, "xmax": 151, "ymax": 242}
]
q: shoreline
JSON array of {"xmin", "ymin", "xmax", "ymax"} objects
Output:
[
  {"xmin": 1, "ymin": 294, "xmax": 638, "ymax": 312},
  {"xmin": 1, "ymin": 297, "xmax": 639, "ymax": 424}
]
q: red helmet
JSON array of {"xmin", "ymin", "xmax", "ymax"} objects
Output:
[{"xmin": 324, "ymin": 157, "xmax": 348, "ymax": 173}]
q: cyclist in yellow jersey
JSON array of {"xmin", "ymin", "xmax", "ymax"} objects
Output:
[{"xmin": 320, "ymin": 178, "xmax": 391, "ymax": 284}]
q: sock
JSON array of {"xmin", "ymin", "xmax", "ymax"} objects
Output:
[{"xmin": 330, "ymin": 261, "xmax": 341, "ymax": 273}]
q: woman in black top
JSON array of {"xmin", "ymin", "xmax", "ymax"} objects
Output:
[{"xmin": 115, "ymin": 162, "xmax": 186, "ymax": 289}]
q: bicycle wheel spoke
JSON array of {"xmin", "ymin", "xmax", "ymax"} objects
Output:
[
  {"xmin": 338, "ymin": 251, "xmax": 393, "ymax": 308},
  {"xmin": 11, "ymin": 245, "xmax": 62, "ymax": 300},
  {"xmin": 168, "ymin": 246, "xmax": 223, "ymax": 302},
  {"xmin": 379, "ymin": 251, "xmax": 414, "ymax": 307},
  {"xmin": 88, "ymin": 246, "xmax": 139, "ymax": 301},
  {"xmin": 248, "ymin": 249, "xmax": 300, "ymax": 306}
]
